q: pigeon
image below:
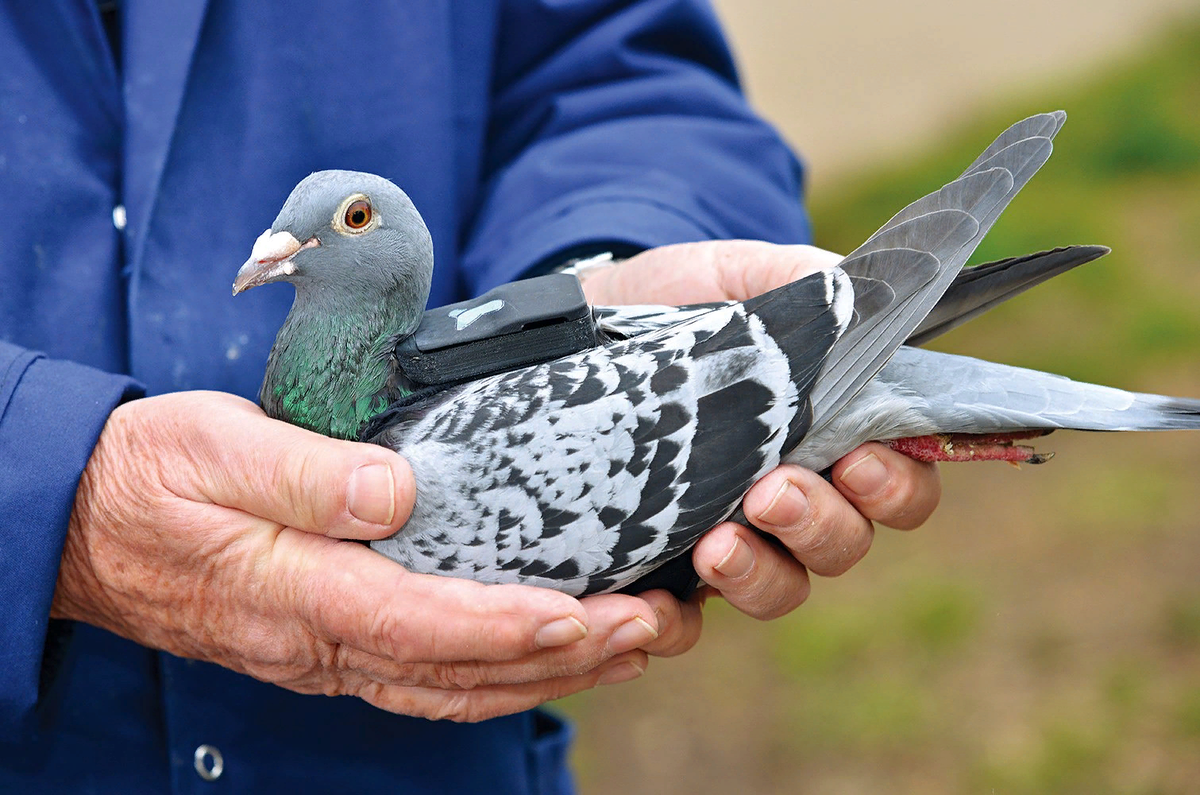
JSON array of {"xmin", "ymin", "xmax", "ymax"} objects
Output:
[{"xmin": 234, "ymin": 111, "xmax": 1200, "ymax": 597}]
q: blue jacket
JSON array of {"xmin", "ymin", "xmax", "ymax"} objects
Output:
[{"xmin": 0, "ymin": 0, "xmax": 809, "ymax": 791}]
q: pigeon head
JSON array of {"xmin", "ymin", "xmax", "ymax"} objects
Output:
[
  {"xmin": 235, "ymin": 171, "xmax": 436, "ymax": 438},
  {"xmin": 233, "ymin": 170, "xmax": 433, "ymax": 322}
]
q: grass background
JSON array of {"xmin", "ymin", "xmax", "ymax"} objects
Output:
[{"xmin": 559, "ymin": 18, "xmax": 1200, "ymax": 795}]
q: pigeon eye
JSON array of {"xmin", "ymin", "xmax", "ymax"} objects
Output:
[{"xmin": 344, "ymin": 200, "xmax": 372, "ymax": 230}]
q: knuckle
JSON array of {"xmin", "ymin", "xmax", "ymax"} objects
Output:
[
  {"xmin": 782, "ymin": 491, "xmax": 843, "ymax": 558},
  {"xmin": 429, "ymin": 691, "xmax": 489, "ymax": 723},
  {"xmin": 434, "ymin": 617, "xmax": 521, "ymax": 665},
  {"xmin": 810, "ymin": 523, "xmax": 874, "ymax": 577},
  {"xmin": 649, "ymin": 602, "xmax": 702, "ymax": 658},
  {"xmin": 318, "ymin": 673, "xmax": 350, "ymax": 698},
  {"xmin": 374, "ymin": 685, "xmax": 515, "ymax": 723},
  {"xmin": 748, "ymin": 573, "xmax": 809, "ymax": 621},
  {"xmin": 303, "ymin": 660, "xmax": 354, "ymax": 698},
  {"xmin": 639, "ymin": 600, "xmax": 681, "ymax": 655},
  {"xmin": 721, "ymin": 550, "xmax": 810, "ymax": 621},
  {"xmin": 384, "ymin": 661, "xmax": 424, "ymax": 687},
  {"xmin": 430, "ymin": 660, "xmax": 487, "ymax": 691},
  {"xmin": 877, "ymin": 461, "xmax": 940, "ymax": 530},
  {"xmin": 287, "ymin": 444, "xmax": 335, "ymax": 528},
  {"xmin": 786, "ymin": 245, "xmax": 835, "ymax": 278},
  {"xmin": 655, "ymin": 597, "xmax": 683, "ymax": 640},
  {"xmin": 800, "ymin": 489, "xmax": 874, "ymax": 573},
  {"xmin": 794, "ymin": 512, "xmax": 838, "ymax": 556},
  {"xmin": 477, "ymin": 616, "xmax": 528, "ymax": 658},
  {"xmin": 366, "ymin": 604, "xmax": 414, "ymax": 662},
  {"xmin": 327, "ymin": 641, "xmax": 353, "ymax": 673}
]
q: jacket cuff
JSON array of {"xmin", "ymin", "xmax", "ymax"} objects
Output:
[{"xmin": 0, "ymin": 342, "xmax": 143, "ymax": 737}]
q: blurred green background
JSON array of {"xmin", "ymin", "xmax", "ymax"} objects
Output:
[{"xmin": 560, "ymin": 6, "xmax": 1200, "ymax": 794}]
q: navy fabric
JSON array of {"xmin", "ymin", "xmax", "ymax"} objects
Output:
[{"xmin": 0, "ymin": 0, "xmax": 809, "ymax": 791}]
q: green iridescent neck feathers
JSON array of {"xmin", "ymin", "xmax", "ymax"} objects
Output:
[{"xmin": 232, "ymin": 170, "xmax": 434, "ymax": 439}]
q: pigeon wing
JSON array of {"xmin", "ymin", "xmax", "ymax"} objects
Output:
[{"xmin": 368, "ymin": 270, "xmax": 850, "ymax": 595}]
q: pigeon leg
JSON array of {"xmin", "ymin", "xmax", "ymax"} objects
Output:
[{"xmin": 885, "ymin": 431, "xmax": 1055, "ymax": 464}]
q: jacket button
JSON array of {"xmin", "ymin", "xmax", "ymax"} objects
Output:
[
  {"xmin": 112, "ymin": 204, "xmax": 127, "ymax": 231},
  {"xmin": 193, "ymin": 744, "xmax": 224, "ymax": 781}
]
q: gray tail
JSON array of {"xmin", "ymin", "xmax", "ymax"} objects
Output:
[
  {"xmin": 883, "ymin": 346, "xmax": 1200, "ymax": 434},
  {"xmin": 1126, "ymin": 395, "xmax": 1200, "ymax": 431},
  {"xmin": 908, "ymin": 244, "xmax": 1110, "ymax": 346},
  {"xmin": 809, "ymin": 111, "xmax": 1065, "ymax": 425}
]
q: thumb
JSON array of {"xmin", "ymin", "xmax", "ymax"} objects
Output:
[
  {"xmin": 732, "ymin": 243, "xmax": 844, "ymax": 300},
  {"xmin": 160, "ymin": 392, "xmax": 415, "ymax": 539}
]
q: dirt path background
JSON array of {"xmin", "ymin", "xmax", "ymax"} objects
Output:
[{"xmin": 712, "ymin": 0, "xmax": 1200, "ymax": 189}]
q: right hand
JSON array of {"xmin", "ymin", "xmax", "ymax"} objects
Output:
[
  {"xmin": 584, "ymin": 241, "xmax": 942, "ymax": 620},
  {"xmin": 53, "ymin": 391, "xmax": 687, "ymax": 722}
]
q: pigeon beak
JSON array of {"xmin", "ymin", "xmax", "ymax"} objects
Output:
[{"xmin": 232, "ymin": 230, "xmax": 319, "ymax": 295}]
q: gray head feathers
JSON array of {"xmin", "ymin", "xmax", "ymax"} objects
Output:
[{"xmin": 239, "ymin": 170, "xmax": 434, "ymax": 318}]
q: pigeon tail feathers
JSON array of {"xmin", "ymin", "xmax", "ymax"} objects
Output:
[
  {"xmin": 807, "ymin": 113, "xmax": 1064, "ymax": 429},
  {"xmin": 908, "ymin": 244, "xmax": 1110, "ymax": 345}
]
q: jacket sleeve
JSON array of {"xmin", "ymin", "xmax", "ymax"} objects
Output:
[
  {"xmin": 461, "ymin": 0, "xmax": 812, "ymax": 291},
  {"xmin": 0, "ymin": 341, "xmax": 143, "ymax": 739}
]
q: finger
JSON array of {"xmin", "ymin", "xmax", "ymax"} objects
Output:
[
  {"xmin": 360, "ymin": 651, "xmax": 649, "ymax": 723},
  {"xmin": 167, "ymin": 391, "xmax": 415, "ymax": 539},
  {"xmin": 693, "ymin": 522, "xmax": 811, "ymax": 620},
  {"xmin": 831, "ymin": 443, "xmax": 942, "ymax": 531},
  {"xmin": 279, "ymin": 532, "xmax": 593, "ymax": 663},
  {"xmin": 633, "ymin": 589, "xmax": 704, "ymax": 658},
  {"xmin": 721, "ymin": 243, "xmax": 844, "ymax": 301},
  {"xmin": 281, "ymin": 533, "xmax": 661, "ymax": 675},
  {"xmin": 335, "ymin": 592, "xmax": 661, "ymax": 689},
  {"xmin": 578, "ymin": 593, "xmax": 662, "ymax": 656},
  {"xmin": 740, "ymin": 465, "xmax": 876, "ymax": 577},
  {"xmin": 587, "ymin": 241, "xmax": 842, "ymax": 306}
]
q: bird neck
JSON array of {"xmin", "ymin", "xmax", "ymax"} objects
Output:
[{"xmin": 260, "ymin": 288, "xmax": 419, "ymax": 439}]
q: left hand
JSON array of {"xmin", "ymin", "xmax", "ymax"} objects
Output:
[{"xmin": 580, "ymin": 240, "xmax": 943, "ymax": 644}]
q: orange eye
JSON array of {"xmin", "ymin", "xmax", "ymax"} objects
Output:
[{"xmin": 344, "ymin": 199, "xmax": 372, "ymax": 230}]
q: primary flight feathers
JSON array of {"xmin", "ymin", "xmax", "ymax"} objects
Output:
[{"xmin": 236, "ymin": 112, "xmax": 1200, "ymax": 596}]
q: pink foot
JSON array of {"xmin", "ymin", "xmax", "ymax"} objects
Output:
[{"xmin": 884, "ymin": 431, "xmax": 1055, "ymax": 465}]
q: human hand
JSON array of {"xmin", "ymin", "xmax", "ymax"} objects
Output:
[
  {"xmin": 581, "ymin": 240, "xmax": 942, "ymax": 621},
  {"xmin": 53, "ymin": 391, "xmax": 673, "ymax": 722}
]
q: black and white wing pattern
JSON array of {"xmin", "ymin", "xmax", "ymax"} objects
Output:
[
  {"xmin": 594, "ymin": 302, "xmax": 732, "ymax": 339},
  {"xmin": 367, "ymin": 269, "xmax": 851, "ymax": 596},
  {"xmin": 367, "ymin": 112, "xmax": 1084, "ymax": 596}
]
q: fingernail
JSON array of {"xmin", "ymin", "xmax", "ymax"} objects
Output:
[
  {"xmin": 536, "ymin": 616, "xmax": 588, "ymax": 648},
  {"xmin": 756, "ymin": 480, "xmax": 810, "ymax": 527},
  {"xmin": 347, "ymin": 463, "xmax": 396, "ymax": 526},
  {"xmin": 598, "ymin": 660, "xmax": 645, "ymax": 686},
  {"xmin": 714, "ymin": 536, "xmax": 754, "ymax": 579},
  {"xmin": 607, "ymin": 617, "xmax": 658, "ymax": 654},
  {"xmin": 839, "ymin": 453, "xmax": 888, "ymax": 497}
]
